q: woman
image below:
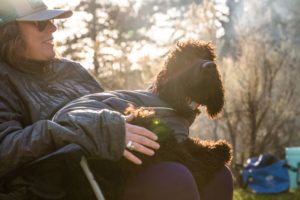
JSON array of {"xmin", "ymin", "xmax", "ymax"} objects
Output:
[{"xmin": 0, "ymin": 0, "xmax": 201, "ymax": 199}]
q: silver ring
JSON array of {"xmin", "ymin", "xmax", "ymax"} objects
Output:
[{"xmin": 126, "ymin": 140, "xmax": 135, "ymax": 150}]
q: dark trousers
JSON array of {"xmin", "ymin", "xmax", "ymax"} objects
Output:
[{"xmin": 123, "ymin": 162, "xmax": 233, "ymax": 200}]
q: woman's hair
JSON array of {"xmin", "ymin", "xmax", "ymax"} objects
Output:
[{"xmin": 0, "ymin": 22, "xmax": 26, "ymax": 66}]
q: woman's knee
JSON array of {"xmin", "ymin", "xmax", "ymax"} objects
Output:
[
  {"xmin": 123, "ymin": 162, "xmax": 200, "ymax": 200},
  {"xmin": 200, "ymin": 166, "xmax": 233, "ymax": 200},
  {"xmin": 216, "ymin": 166, "xmax": 233, "ymax": 187}
]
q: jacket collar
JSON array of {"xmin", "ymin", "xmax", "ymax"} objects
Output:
[{"xmin": 11, "ymin": 58, "xmax": 51, "ymax": 76}]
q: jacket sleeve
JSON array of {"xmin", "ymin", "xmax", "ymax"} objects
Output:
[
  {"xmin": 52, "ymin": 97, "xmax": 126, "ymax": 159},
  {"xmin": 0, "ymin": 80, "xmax": 125, "ymax": 178}
]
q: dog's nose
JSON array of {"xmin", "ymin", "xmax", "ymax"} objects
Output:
[{"xmin": 202, "ymin": 61, "xmax": 216, "ymax": 68}]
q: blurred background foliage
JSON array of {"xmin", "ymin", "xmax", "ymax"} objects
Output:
[
  {"xmin": 234, "ymin": 189, "xmax": 300, "ymax": 200},
  {"xmin": 53, "ymin": 0, "xmax": 300, "ymax": 186}
]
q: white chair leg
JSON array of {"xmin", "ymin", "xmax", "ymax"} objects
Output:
[{"xmin": 80, "ymin": 156, "xmax": 106, "ymax": 200}]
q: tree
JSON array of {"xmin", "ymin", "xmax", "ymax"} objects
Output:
[
  {"xmin": 219, "ymin": 0, "xmax": 244, "ymax": 58},
  {"xmin": 57, "ymin": 0, "xmax": 158, "ymax": 89},
  {"xmin": 190, "ymin": 2, "xmax": 300, "ymax": 184}
]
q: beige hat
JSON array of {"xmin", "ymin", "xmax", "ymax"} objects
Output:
[{"xmin": 0, "ymin": 0, "xmax": 72, "ymax": 26}]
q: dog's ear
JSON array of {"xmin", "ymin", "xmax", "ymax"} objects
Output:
[
  {"xmin": 206, "ymin": 85, "xmax": 224, "ymax": 118},
  {"xmin": 186, "ymin": 61, "xmax": 224, "ymax": 119},
  {"xmin": 204, "ymin": 66, "xmax": 224, "ymax": 118}
]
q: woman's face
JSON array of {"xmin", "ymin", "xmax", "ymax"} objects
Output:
[{"xmin": 18, "ymin": 20, "xmax": 57, "ymax": 61}]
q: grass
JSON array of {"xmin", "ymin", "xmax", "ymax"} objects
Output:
[{"xmin": 234, "ymin": 189, "xmax": 300, "ymax": 200}]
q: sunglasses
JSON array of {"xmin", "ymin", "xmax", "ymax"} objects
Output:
[{"xmin": 31, "ymin": 20, "xmax": 54, "ymax": 32}]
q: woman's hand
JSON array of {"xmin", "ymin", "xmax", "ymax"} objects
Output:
[{"xmin": 123, "ymin": 114, "xmax": 160, "ymax": 165}]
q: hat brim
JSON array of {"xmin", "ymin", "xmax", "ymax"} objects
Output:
[{"xmin": 16, "ymin": 9, "xmax": 73, "ymax": 21}]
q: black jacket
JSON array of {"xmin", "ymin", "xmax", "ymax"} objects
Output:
[
  {"xmin": 0, "ymin": 59, "xmax": 126, "ymax": 178},
  {"xmin": 53, "ymin": 90, "xmax": 192, "ymax": 145}
]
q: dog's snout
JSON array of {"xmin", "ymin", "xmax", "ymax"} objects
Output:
[{"xmin": 202, "ymin": 61, "xmax": 216, "ymax": 69}]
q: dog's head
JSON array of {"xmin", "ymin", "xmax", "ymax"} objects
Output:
[{"xmin": 151, "ymin": 40, "xmax": 224, "ymax": 120}]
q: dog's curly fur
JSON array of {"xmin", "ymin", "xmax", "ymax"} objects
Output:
[
  {"xmin": 152, "ymin": 40, "xmax": 224, "ymax": 119},
  {"xmin": 89, "ymin": 40, "xmax": 230, "ymax": 200}
]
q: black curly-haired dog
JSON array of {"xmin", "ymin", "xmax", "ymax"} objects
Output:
[
  {"xmin": 80, "ymin": 40, "xmax": 231, "ymax": 199},
  {"xmin": 151, "ymin": 40, "xmax": 224, "ymax": 119}
]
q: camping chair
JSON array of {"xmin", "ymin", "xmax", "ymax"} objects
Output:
[{"xmin": 22, "ymin": 144, "xmax": 106, "ymax": 200}]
